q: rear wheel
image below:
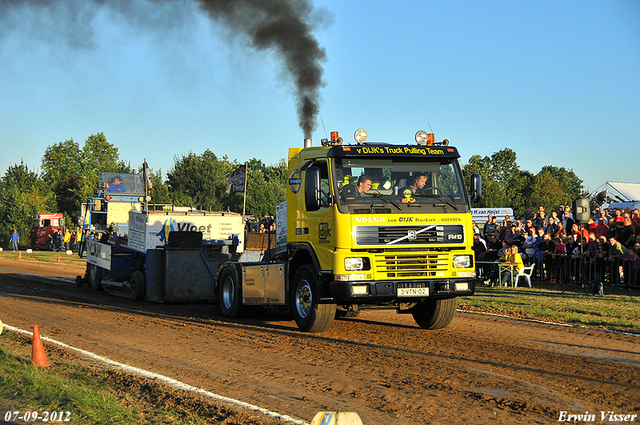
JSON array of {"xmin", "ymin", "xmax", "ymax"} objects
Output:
[
  {"xmin": 131, "ymin": 271, "xmax": 146, "ymax": 301},
  {"xmin": 218, "ymin": 267, "xmax": 243, "ymax": 318},
  {"xmin": 87, "ymin": 264, "xmax": 104, "ymax": 291},
  {"xmin": 291, "ymin": 265, "xmax": 335, "ymax": 332},
  {"xmin": 411, "ymin": 298, "xmax": 458, "ymax": 330}
]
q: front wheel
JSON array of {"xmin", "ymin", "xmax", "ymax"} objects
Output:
[
  {"xmin": 87, "ymin": 263, "xmax": 104, "ymax": 291},
  {"xmin": 411, "ymin": 298, "xmax": 458, "ymax": 330},
  {"xmin": 218, "ymin": 267, "xmax": 243, "ymax": 318},
  {"xmin": 291, "ymin": 266, "xmax": 335, "ymax": 332}
]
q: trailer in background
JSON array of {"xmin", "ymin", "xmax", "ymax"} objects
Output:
[{"xmin": 30, "ymin": 213, "xmax": 65, "ymax": 250}]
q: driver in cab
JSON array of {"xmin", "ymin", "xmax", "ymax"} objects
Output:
[
  {"xmin": 400, "ymin": 173, "xmax": 427, "ymax": 196},
  {"xmin": 340, "ymin": 174, "xmax": 372, "ymax": 200}
]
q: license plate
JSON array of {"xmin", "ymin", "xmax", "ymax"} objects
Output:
[{"xmin": 398, "ymin": 287, "xmax": 429, "ymax": 297}]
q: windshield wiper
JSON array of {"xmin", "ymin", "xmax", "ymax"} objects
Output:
[
  {"xmin": 364, "ymin": 192, "xmax": 402, "ymax": 210},
  {"xmin": 413, "ymin": 193, "xmax": 458, "ymax": 210}
]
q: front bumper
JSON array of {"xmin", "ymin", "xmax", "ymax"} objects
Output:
[{"xmin": 325, "ymin": 278, "xmax": 475, "ymax": 304}]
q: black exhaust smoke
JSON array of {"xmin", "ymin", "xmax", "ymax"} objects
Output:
[
  {"xmin": 196, "ymin": 0, "xmax": 328, "ymax": 138},
  {"xmin": 2, "ymin": 0, "xmax": 329, "ymax": 138}
]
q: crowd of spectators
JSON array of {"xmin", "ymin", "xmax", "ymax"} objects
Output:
[
  {"xmin": 245, "ymin": 215, "xmax": 276, "ymax": 233},
  {"xmin": 473, "ymin": 205, "xmax": 640, "ymax": 292},
  {"xmin": 47, "ymin": 228, "xmax": 84, "ymax": 252}
]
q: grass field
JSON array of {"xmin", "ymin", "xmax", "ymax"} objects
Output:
[
  {"xmin": 0, "ymin": 345, "xmax": 144, "ymax": 425},
  {"xmin": 0, "ymin": 250, "xmax": 86, "ymax": 266},
  {"xmin": 0, "ymin": 335, "xmax": 278, "ymax": 425},
  {"xmin": 458, "ymin": 281, "xmax": 640, "ymax": 334}
]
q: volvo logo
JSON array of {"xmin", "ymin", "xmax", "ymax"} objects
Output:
[
  {"xmin": 407, "ymin": 230, "xmax": 417, "ymax": 241},
  {"xmin": 289, "ymin": 169, "xmax": 302, "ymax": 193}
]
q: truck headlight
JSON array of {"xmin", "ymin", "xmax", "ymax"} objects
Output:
[
  {"xmin": 415, "ymin": 130, "xmax": 428, "ymax": 145},
  {"xmin": 452, "ymin": 255, "xmax": 472, "ymax": 269},
  {"xmin": 345, "ymin": 257, "xmax": 364, "ymax": 271},
  {"xmin": 455, "ymin": 282, "xmax": 470, "ymax": 291},
  {"xmin": 354, "ymin": 128, "xmax": 368, "ymax": 145}
]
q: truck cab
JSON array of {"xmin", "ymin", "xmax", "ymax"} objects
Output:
[
  {"xmin": 280, "ymin": 129, "xmax": 481, "ymax": 331},
  {"xmin": 30, "ymin": 213, "xmax": 65, "ymax": 250}
]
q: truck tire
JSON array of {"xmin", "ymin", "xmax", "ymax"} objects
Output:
[
  {"xmin": 131, "ymin": 271, "xmax": 146, "ymax": 301},
  {"xmin": 411, "ymin": 298, "xmax": 458, "ymax": 330},
  {"xmin": 87, "ymin": 264, "xmax": 104, "ymax": 291},
  {"xmin": 219, "ymin": 267, "xmax": 243, "ymax": 318},
  {"xmin": 291, "ymin": 265, "xmax": 335, "ymax": 332}
]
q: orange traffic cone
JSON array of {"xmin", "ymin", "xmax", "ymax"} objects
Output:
[
  {"xmin": 18, "ymin": 251, "xmax": 22, "ymax": 260},
  {"xmin": 56, "ymin": 253, "xmax": 61, "ymax": 263},
  {"xmin": 32, "ymin": 325, "xmax": 51, "ymax": 367}
]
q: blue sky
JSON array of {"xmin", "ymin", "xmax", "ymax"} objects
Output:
[{"xmin": 1, "ymin": 0, "xmax": 638, "ymax": 195}]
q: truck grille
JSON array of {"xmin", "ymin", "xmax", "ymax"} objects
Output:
[
  {"xmin": 355, "ymin": 225, "xmax": 464, "ymax": 246},
  {"xmin": 374, "ymin": 252, "xmax": 449, "ymax": 278}
]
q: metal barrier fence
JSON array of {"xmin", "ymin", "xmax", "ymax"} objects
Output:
[{"xmin": 530, "ymin": 254, "xmax": 639, "ymax": 288}]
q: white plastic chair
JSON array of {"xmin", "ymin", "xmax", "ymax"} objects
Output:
[{"xmin": 515, "ymin": 264, "xmax": 535, "ymax": 287}]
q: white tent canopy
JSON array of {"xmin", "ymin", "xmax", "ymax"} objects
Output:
[
  {"xmin": 590, "ymin": 182, "xmax": 640, "ymax": 206},
  {"xmin": 608, "ymin": 182, "xmax": 640, "ymax": 202}
]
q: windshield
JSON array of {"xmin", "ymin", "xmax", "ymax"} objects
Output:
[{"xmin": 334, "ymin": 157, "xmax": 467, "ymax": 209}]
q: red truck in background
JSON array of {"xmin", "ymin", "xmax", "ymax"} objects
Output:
[{"xmin": 30, "ymin": 213, "xmax": 65, "ymax": 250}]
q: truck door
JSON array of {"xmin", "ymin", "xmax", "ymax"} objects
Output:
[{"xmin": 303, "ymin": 160, "xmax": 334, "ymax": 271}]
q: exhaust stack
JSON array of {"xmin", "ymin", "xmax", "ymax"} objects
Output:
[{"xmin": 304, "ymin": 138, "xmax": 312, "ymax": 148}]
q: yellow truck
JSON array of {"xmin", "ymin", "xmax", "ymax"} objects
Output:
[{"xmin": 218, "ymin": 129, "xmax": 481, "ymax": 332}]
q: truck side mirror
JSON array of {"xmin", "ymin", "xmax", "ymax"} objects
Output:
[
  {"xmin": 305, "ymin": 166, "xmax": 321, "ymax": 212},
  {"xmin": 470, "ymin": 173, "xmax": 482, "ymax": 203}
]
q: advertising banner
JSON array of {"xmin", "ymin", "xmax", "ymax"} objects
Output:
[
  {"xmin": 472, "ymin": 208, "xmax": 514, "ymax": 223},
  {"xmin": 128, "ymin": 211, "xmax": 244, "ymax": 253},
  {"xmin": 86, "ymin": 239, "xmax": 111, "ymax": 270}
]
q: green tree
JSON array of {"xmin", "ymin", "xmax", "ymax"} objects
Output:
[
  {"xmin": 41, "ymin": 138, "xmax": 82, "ymax": 187},
  {"xmin": 462, "ymin": 148, "xmax": 588, "ymax": 218},
  {"xmin": 0, "ymin": 161, "xmax": 54, "ymax": 248},
  {"xmin": 539, "ymin": 165, "xmax": 586, "ymax": 201},
  {"xmin": 243, "ymin": 158, "xmax": 287, "ymax": 217},
  {"xmin": 488, "ymin": 148, "xmax": 528, "ymax": 215},
  {"xmin": 166, "ymin": 150, "xmax": 235, "ymax": 210},
  {"xmin": 41, "ymin": 133, "xmax": 130, "ymax": 224},
  {"xmin": 462, "ymin": 149, "xmax": 528, "ymax": 212},
  {"xmin": 166, "ymin": 153, "xmax": 287, "ymax": 216},
  {"xmin": 148, "ymin": 169, "xmax": 171, "ymax": 205},
  {"xmin": 463, "ymin": 154, "xmax": 497, "ymax": 208},
  {"xmin": 518, "ymin": 169, "xmax": 536, "ymax": 213},
  {"xmin": 530, "ymin": 171, "xmax": 569, "ymax": 210},
  {"xmin": 54, "ymin": 173, "xmax": 84, "ymax": 229}
]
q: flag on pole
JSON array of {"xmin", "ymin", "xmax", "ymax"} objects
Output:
[
  {"xmin": 226, "ymin": 164, "xmax": 247, "ymax": 194},
  {"xmin": 143, "ymin": 160, "xmax": 153, "ymax": 191}
]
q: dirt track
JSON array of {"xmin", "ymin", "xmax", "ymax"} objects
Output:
[{"xmin": 1, "ymin": 257, "xmax": 639, "ymax": 424}]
